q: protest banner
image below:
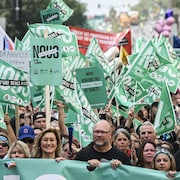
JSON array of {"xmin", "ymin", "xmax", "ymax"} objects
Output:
[
  {"xmin": 28, "ymin": 23, "xmax": 79, "ymax": 57},
  {"xmin": 0, "ymin": 159, "xmax": 179, "ymax": 180},
  {"xmin": 69, "ymin": 26, "xmax": 131, "ymax": 55},
  {"xmin": 0, "ymin": 58, "xmax": 30, "ymax": 106},
  {"xmin": 76, "ymin": 66, "xmax": 108, "ymax": 109},
  {"xmin": 30, "ymin": 37, "xmax": 62, "ymax": 86}
]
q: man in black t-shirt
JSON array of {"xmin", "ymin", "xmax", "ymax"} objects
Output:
[{"xmin": 75, "ymin": 120, "xmax": 130, "ymax": 169}]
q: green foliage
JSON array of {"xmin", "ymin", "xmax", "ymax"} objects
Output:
[
  {"xmin": 0, "ymin": 0, "xmax": 88, "ymax": 40},
  {"xmin": 132, "ymin": 0, "xmax": 169, "ymax": 19},
  {"xmin": 63, "ymin": 0, "xmax": 90, "ymax": 29}
]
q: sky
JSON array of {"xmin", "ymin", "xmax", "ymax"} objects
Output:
[{"xmin": 78, "ymin": 0, "xmax": 140, "ymax": 16}]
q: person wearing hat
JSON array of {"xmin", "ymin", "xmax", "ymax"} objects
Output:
[
  {"xmin": 32, "ymin": 112, "xmax": 46, "ymax": 130},
  {"xmin": 18, "ymin": 126, "xmax": 35, "ymax": 152},
  {"xmin": 0, "ymin": 132, "xmax": 10, "ymax": 159}
]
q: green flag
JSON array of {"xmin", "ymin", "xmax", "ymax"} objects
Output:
[
  {"xmin": 0, "ymin": 58, "xmax": 30, "ymax": 106},
  {"xmin": 86, "ymin": 37, "xmax": 112, "ymax": 78},
  {"xmin": 28, "ymin": 23, "xmax": 79, "ymax": 57},
  {"xmin": 40, "ymin": 8, "xmax": 62, "ymax": 24},
  {"xmin": 114, "ymin": 86, "xmax": 132, "ymax": 108},
  {"xmin": 30, "ymin": 86, "xmax": 45, "ymax": 109},
  {"xmin": 127, "ymin": 40, "xmax": 170, "ymax": 82},
  {"xmin": 75, "ymin": 82, "xmax": 99, "ymax": 147},
  {"xmin": 154, "ymin": 80, "xmax": 177, "ymax": 136},
  {"xmin": 47, "ymin": 0, "xmax": 74, "ymax": 23},
  {"xmin": 142, "ymin": 64, "xmax": 179, "ymax": 93},
  {"xmin": 54, "ymin": 60, "xmax": 81, "ymax": 114},
  {"xmin": 120, "ymin": 75, "xmax": 147, "ymax": 103},
  {"xmin": 142, "ymin": 85, "xmax": 161, "ymax": 105}
]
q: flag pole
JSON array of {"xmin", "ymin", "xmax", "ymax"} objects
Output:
[
  {"xmin": 112, "ymin": 49, "xmax": 120, "ymax": 126},
  {"xmin": 15, "ymin": 105, "xmax": 20, "ymax": 137},
  {"xmin": 44, "ymin": 30, "xmax": 51, "ymax": 129}
]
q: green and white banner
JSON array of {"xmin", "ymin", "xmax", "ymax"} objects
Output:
[
  {"xmin": 76, "ymin": 66, "xmax": 108, "ymax": 109},
  {"xmin": 30, "ymin": 37, "xmax": 62, "ymax": 86},
  {"xmin": 28, "ymin": 23, "xmax": 79, "ymax": 57},
  {"xmin": 40, "ymin": 8, "xmax": 62, "ymax": 24},
  {"xmin": 47, "ymin": 0, "xmax": 74, "ymax": 23},
  {"xmin": 0, "ymin": 58, "xmax": 30, "ymax": 106},
  {"xmin": 0, "ymin": 159, "xmax": 180, "ymax": 180},
  {"xmin": 154, "ymin": 80, "xmax": 177, "ymax": 136}
]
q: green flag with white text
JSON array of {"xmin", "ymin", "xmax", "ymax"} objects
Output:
[
  {"xmin": 0, "ymin": 58, "xmax": 30, "ymax": 106},
  {"xmin": 47, "ymin": 0, "xmax": 74, "ymax": 23},
  {"xmin": 54, "ymin": 60, "xmax": 81, "ymax": 114},
  {"xmin": 28, "ymin": 23, "xmax": 79, "ymax": 57},
  {"xmin": 154, "ymin": 80, "xmax": 177, "ymax": 136}
]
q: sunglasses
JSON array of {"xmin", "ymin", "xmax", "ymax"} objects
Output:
[{"xmin": 0, "ymin": 143, "xmax": 8, "ymax": 147}]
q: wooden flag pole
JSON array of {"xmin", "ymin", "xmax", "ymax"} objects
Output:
[
  {"xmin": 112, "ymin": 50, "xmax": 120, "ymax": 127},
  {"xmin": 15, "ymin": 105, "xmax": 20, "ymax": 137},
  {"xmin": 44, "ymin": 29, "xmax": 51, "ymax": 129},
  {"xmin": 45, "ymin": 85, "xmax": 50, "ymax": 129}
]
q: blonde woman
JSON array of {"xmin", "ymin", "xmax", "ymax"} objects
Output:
[
  {"xmin": 31, "ymin": 128, "xmax": 65, "ymax": 162},
  {"xmin": 7, "ymin": 140, "xmax": 31, "ymax": 158},
  {"xmin": 5, "ymin": 140, "xmax": 30, "ymax": 168}
]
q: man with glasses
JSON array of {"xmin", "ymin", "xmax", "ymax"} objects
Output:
[
  {"xmin": 75, "ymin": 120, "xmax": 130, "ymax": 170},
  {"xmin": 0, "ymin": 132, "xmax": 10, "ymax": 159}
]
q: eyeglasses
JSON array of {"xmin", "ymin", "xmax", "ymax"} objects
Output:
[
  {"xmin": 0, "ymin": 143, "xmax": 8, "ymax": 147},
  {"xmin": 22, "ymin": 139, "xmax": 34, "ymax": 144},
  {"xmin": 93, "ymin": 130, "xmax": 110, "ymax": 135}
]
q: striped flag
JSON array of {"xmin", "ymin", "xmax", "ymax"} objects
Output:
[{"xmin": 154, "ymin": 80, "xmax": 177, "ymax": 136}]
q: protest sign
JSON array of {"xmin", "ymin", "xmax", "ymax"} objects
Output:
[
  {"xmin": 30, "ymin": 37, "xmax": 62, "ymax": 86},
  {"xmin": 40, "ymin": 8, "xmax": 62, "ymax": 24},
  {"xmin": 76, "ymin": 66, "xmax": 108, "ymax": 109},
  {"xmin": 28, "ymin": 23, "xmax": 79, "ymax": 57},
  {"xmin": 0, "ymin": 50, "xmax": 29, "ymax": 73}
]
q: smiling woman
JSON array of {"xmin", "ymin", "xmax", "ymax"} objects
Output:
[{"xmin": 31, "ymin": 128, "xmax": 64, "ymax": 160}]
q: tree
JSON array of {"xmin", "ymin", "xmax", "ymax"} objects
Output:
[
  {"xmin": 109, "ymin": 7, "xmax": 120, "ymax": 33},
  {"xmin": 0, "ymin": 0, "xmax": 89, "ymax": 40},
  {"xmin": 63, "ymin": 0, "xmax": 90, "ymax": 29}
]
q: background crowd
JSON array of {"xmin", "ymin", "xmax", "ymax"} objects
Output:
[{"xmin": 0, "ymin": 89, "xmax": 180, "ymax": 178}]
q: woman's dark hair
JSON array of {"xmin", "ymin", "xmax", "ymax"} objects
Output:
[{"xmin": 138, "ymin": 140, "xmax": 156, "ymax": 167}]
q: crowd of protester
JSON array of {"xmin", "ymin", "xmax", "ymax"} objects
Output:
[{"xmin": 0, "ymin": 89, "xmax": 180, "ymax": 178}]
